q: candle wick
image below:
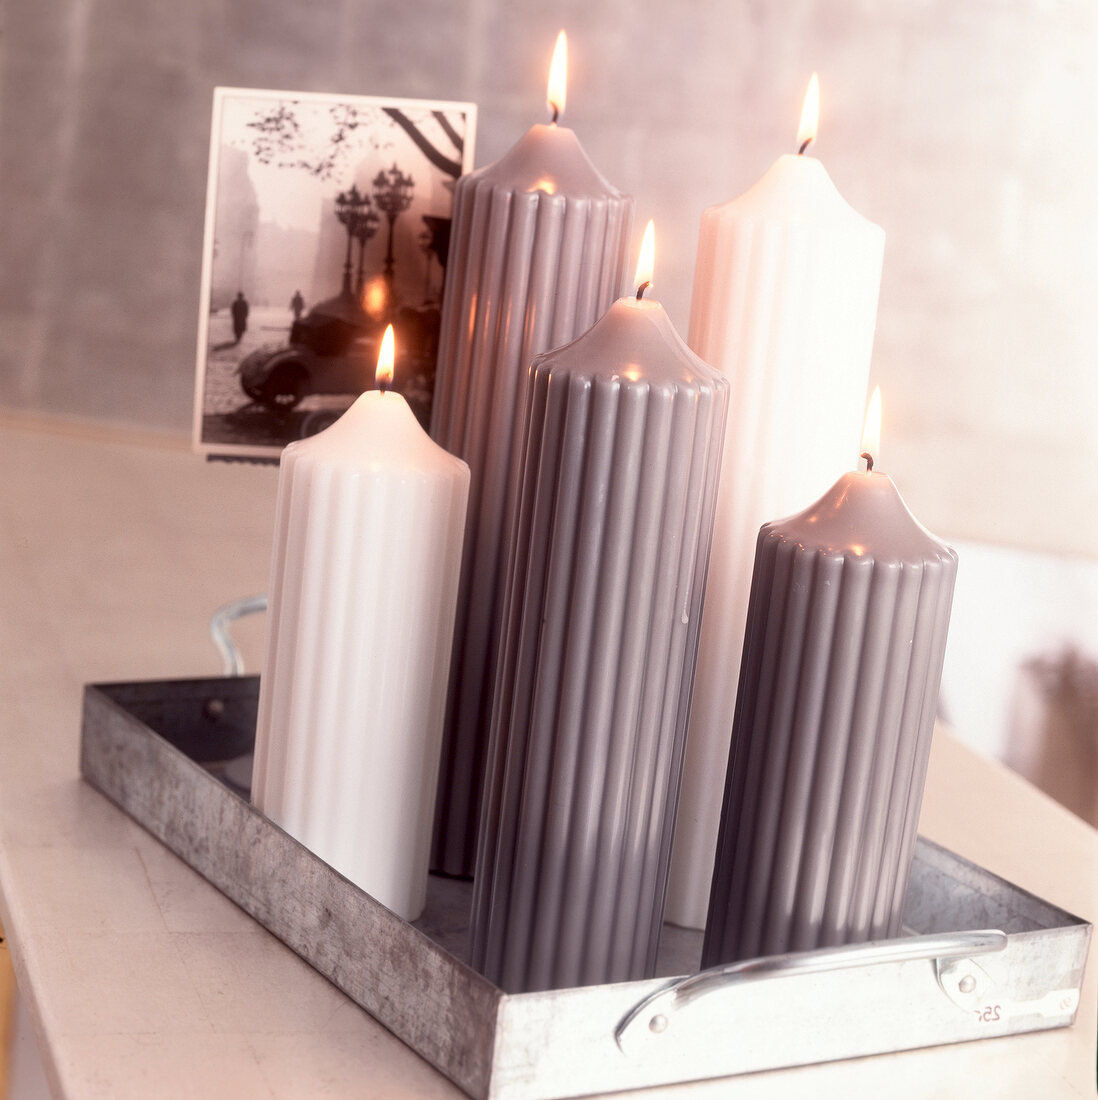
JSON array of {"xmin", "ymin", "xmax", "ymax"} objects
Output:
[
  {"xmin": 635, "ymin": 281, "xmax": 651, "ymax": 301},
  {"xmin": 549, "ymin": 103, "xmax": 560, "ymax": 125},
  {"xmin": 860, "ymin": 451, "xmax": 874, "ymax": 472},
  {"xmin": 797, "ymin": 136, "xmax": 813, "ymax": 156}
]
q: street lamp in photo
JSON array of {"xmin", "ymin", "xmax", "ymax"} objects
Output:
[
  {"xmin": 353, "ymin": 203, "xmax": 381, "ymax": 298},
  {"xmin": 372, "ymin": 163, "xmax": 415, "ymax": 294},
  {"xmin": 335, "ymin": 184, "xmax": 372, "ymax": 301},
  {"xmin": 418, "ymin": 228, "xmax": 434, "ymax": 301}
]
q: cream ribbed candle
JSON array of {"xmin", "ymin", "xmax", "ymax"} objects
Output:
[
  {"xmin": 253, "ymin": 349, "xmax": 468, "ymax": 922},
  {"xmin": 669, "ymin": 81, "xmax": 885, "ymax": 928}
]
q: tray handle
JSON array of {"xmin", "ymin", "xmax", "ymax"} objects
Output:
[
  {"xmin": 210, "ymin": 594, "xmax": 268, "ymax": 675},
  {"xmin": 615, "ymin": 929, "xmax": 1007, "ymax": 1054}
]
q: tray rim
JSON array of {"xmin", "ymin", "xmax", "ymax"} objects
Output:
[{"xmin": 79, "ymin": 676, "xmax": 1093, "ymax": 1100}]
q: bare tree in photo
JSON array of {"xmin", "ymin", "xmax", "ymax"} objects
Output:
[{"xmin": 244, "ymin": 102, "xmax": 465, "ymax": 182}]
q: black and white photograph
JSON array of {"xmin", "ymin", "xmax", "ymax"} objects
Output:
[{"xmin": 193, "ymin": 87, "xmax": 476, "ymax": 458}]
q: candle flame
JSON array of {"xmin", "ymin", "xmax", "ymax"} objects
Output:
[
  {"xmin": 376, "ymin": 324, "xmax": 395, "ymax": 391},
  {"xmin": 860, "ymin": 386, "xmax": 881, "ymax": 469},
  {"xmin": 797, "ymin": 73, "xmax": 819, "ymax": 153},
  {"xmin": 547, "ymin": 31, "xmax": 567, "ymax": 122},
  {"xmin": 634, "ymin": 220, "xmax": 655, "ymax": 294}
]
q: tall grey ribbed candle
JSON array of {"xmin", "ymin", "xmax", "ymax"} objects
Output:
[
  {"xmin": 470, "ymin": 294, "xmax": 727, "ymax": 993},
  {"xmin": 702, "ymin": 467, "xmax": 957, "ymax": 966},
  {"xmin": 429, "ymin": 123, "xmax": 632, "ymax": 876}
]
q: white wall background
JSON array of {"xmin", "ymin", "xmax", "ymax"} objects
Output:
[{"xmin": 3, "ymin": 1, "xmax": 1097, "ymax": 798}]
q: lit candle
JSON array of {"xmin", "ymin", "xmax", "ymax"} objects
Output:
[
  {"xmin": 429, "ymin": 31, "xmax": 634, "ymax": 877},
  {"xmin": 470, "ymin": 224, "xmax": 728, "ymax": 992},
  {"xmin": 668, "ymin": 75, "xmax": 886, "ymax": 928},
  {"xmin": 252, "ymin": 326, "xmax": 469, "ymax": 922},
  {"xmin": 701, "ymin": 390, "xmax": 957, "ymax": 965}
]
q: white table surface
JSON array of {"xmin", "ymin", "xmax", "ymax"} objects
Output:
[{"xmin": 0, "ymin": 418, "xmax": 1095, "ymax": 1099}]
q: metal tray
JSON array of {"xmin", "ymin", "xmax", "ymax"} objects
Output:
[{"xmin": 79, "ymin": 676, "xmax": 1091, "ymax": 1100}]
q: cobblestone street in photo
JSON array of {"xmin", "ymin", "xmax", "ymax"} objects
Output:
[{"xmin": 199, "ymin": 305, "xmax": 354, "ymax": 451}]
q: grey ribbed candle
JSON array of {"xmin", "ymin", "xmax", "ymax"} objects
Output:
[
  {"xmin": 429, "ymin": 123, "xmax": 632, "ymax": 877},
  {"xmin": 470, "ymin": 296, "xmax": 728, "ymax": 993},
  {"xmin": 702, "ymin": 469, "xmax": 957, "ymax": 966}
]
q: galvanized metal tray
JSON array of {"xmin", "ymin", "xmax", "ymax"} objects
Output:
[{"xmin": 80, "ymin": 676, "xmax": 1091, "ymax": 1100}]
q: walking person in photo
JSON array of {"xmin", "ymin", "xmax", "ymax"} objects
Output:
[{"xmin": 231, "ymin": 291, "xmax": 250, "ymax": 344}]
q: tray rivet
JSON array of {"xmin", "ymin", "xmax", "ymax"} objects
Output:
[
  {"xmin": 649, "ymin": 1014, "xmax": 668, "ymax": 1034},
  {"xmin": 958, "ymin": 975, "xmax": 976, "ymax": 994},
  {"xmin": 203, "ymin": 698, "xmax": 225, "ymax": 721}
]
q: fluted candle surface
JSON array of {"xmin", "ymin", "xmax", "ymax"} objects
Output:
[
  {"xmin": 429, "ymin": 119, "xmax": 632, "ymax": 876},
  {"xmin": 471, "ymin": 294, "xmax": 728, "ymax": 993},
  {"xmin": 253, "ymin": 387, "xmax": 469, "ymax": 923},
  {"xmin": 668, "ymin": 141, "xmax": 885, "ymax": 929},
  {"xmin": 701, "ymin": 466, "xmax": 957, "ymax": 966}
]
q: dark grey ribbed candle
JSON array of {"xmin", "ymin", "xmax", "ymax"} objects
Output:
[
  {"xmin": 469, "ymin": 295, "xmax": 728, "ymax": 994},
  {"xmin": 429, "ymin": 123, "xmax": 632, "ymax": 876},
  {"xmin": 702, "ymin": 470, "xmax": 957, "ymax": 967}
]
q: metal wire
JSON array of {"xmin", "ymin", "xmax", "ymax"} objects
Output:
[{"xmin": 209, "ymin": 594, "xmax": 268, "ymax": 676}]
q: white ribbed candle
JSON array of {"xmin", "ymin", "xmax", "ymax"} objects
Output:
[
  {"xmin": 253, "ymin": 388, "xmax": 469, "ymax": 922},
  {"xmin": 429, "ymin": 121, "xmax": 632, "ymax": 876},
  {"xmin": 667, "ymin": 150, "xmax": 885, "ymax": 929}
]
